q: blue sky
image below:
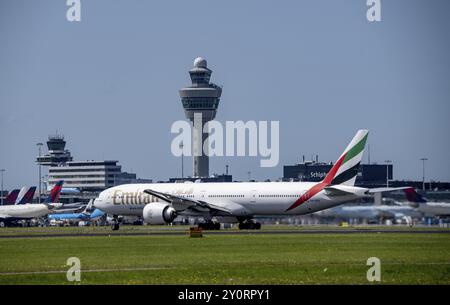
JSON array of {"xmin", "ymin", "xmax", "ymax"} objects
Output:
[{"xmin": 0, "ymin": 0, "xmax": 449, "ymax": 189}]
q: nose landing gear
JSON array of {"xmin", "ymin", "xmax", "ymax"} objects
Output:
[{"xmin": 111, "ymin": 215, "xmax": 120, "ymax": 231}]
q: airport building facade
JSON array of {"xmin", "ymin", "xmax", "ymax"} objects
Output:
[
  {"xmin": 283, "ymin": 161, "xmax": 393, "ymax": 188},
  {"xmin": 47, "ymin": 160, "xmax": 152, "ymax": 192},
  {"xmin": 35, "ymin": 134, "xmax": 152, "ymax": 203}
]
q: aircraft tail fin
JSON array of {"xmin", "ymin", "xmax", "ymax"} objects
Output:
[
  {"xmin": 16, "ymin": 186, "xmax": 36, "ymax": 204},
  {"xmin": 83, "ymin": 199, "xmax": 94, "ymax": 213},
  {"xmin": 15, "ymin": 187, "xmax": 27, "ymax": 204},
  {"xmin": 46, "ymin": 180, "xmax": 64, "ymax": 203},
  {"xmin": 4, "ymin": 189, "xmax": 20, "ymax": 205},
  {"xmin": 322, "ymin": 130, "xmax": 369, "ymax": 187},
  {"xmin": 403, "ymin": 188, "xmax": 427, "ymax": 207}
]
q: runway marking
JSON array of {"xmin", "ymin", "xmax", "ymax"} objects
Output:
[
  {"xmin": 1, "ymin": 262, "xmax": 449, "ymax": 276},
  {"xmin": 0, "ymin": 266, "xmax": 172, "ymax": 276}
]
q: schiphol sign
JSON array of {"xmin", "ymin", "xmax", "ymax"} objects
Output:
[{"xmin": 171, "ymin": 113, "xmax": 280, "ymax": 168}]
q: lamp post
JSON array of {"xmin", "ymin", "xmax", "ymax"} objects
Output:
[
  {"xmin": 385, "ymin": 160, "xmax": 392, "ymax": 187},
  {"xmin": 36, "ymin": 143, "xmax": 43, "ymax": 204},
  {"xmin": 180, "ymin": 141, "xmax": 184, "ymax": 178},
  {"xmin": 420, "ymin": 158, "xmax": 428, "ymax": 191},
  {"xmin": 0, "ymin": 169, "xmax": 5, "ymax": 205}
]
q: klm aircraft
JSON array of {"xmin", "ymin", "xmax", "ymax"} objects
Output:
[{"xmin": 48, "ymin": 200, "xmax": 104, "ymax": 222}]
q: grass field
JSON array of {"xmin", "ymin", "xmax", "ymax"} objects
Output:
[
  {"xmin": 0, "ymin": 227, "xmax": 449, "ymax": 284},
  {"xmin": 0, "ymin": 224, "xmax": 447, "ymax": 236}
]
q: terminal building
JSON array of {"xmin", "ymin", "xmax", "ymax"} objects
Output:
[
  {"xmin": 283, "ymin": 158, "xmax": 393, "ymax": 188},
  {"xmin": 36, "ymin": 134, "xmax": 152, "ymax": 201},
  {"xmin": 47, "ymin": 160, "xmax": 152, "ymax": 192},
  {"xmin": 168, "ymin": 174, "xmax": 232, "ymax": 183}
]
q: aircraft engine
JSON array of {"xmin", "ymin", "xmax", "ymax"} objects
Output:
[{"xmin": 143, "ymin": 202, "xmax": 177, "ymax": 225}]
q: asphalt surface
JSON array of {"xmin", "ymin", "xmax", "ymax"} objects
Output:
[{"xmin": 1, "ymin": 228, "xmax": 449, "ymax": 238}]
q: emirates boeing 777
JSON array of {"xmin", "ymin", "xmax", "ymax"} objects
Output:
[{"xmin": 94, "ymin": 130, "xmax": 410, "ymax": 230}]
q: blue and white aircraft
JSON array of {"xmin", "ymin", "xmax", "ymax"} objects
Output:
[{"xmin": 48, "ymin": 200, "xmax": 105, "ymax": 222}]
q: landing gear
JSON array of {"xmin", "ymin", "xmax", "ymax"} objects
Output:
[
  {"xmin": 238, "ymin": 220, "xmax": 261, "ymax": 230},
  {"xmin": 111, "ymin": 215, "xmax": 120, "ymax": 231},
  {"xmin": 198, "ymin": 221, "xmax": 221, "ymax": 230}
]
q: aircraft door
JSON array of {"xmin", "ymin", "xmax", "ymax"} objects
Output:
[{"xmin": 250, "ymin": 190, "xmax": 257, "ymax": 203}]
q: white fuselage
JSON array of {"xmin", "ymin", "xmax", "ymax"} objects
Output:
[
  {"xmin": 94, "ymin": 182, "xmax": 368, "ymax": 219},
  {"xmin": 318, "ymin": 205, "xmax": 423, "ymax": 219},
  {"xmin": 417, "ymin": 202, "xmax": 450, "ymax": 217},
  {"xmin": 0, "ymin": 204, "xmax": 51, "ymax": 219}
]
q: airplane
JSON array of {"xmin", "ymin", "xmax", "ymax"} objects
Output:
[
  {"xmin": 15, "ymin": 186, "xmax": 36, "ymax": 205},
  {"xmin": 48, "ymin": 199, "xmax": 105, "ymax": 223},
  {"xmin": 2, "ymin": 189, "xmax": 20, "ymax": 205},
  {"xmin": 319, "ymin": 188, "xmax": 450, "ymax": 225},
  {"xmin": 0, "ymin": 181, "xmax": 64, "ymax": 227},
  {"xmin": 46, "ymin": 180, "xmax": 64, "ymax": 204},
  {"xmin": 94, "ymin": 130, "xmax": 412, "ymax": 230},
  {"xmin": 404, "ymin": 188, "xmax": 450, "ymax": 217},
  {"xmin": 316, "ymin": 202, "xmax": 422, "ymax": 225}
]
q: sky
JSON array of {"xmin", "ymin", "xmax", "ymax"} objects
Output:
[{"xmin": 0, "ymin": 0, "xmax": 449, "ymax": 189}]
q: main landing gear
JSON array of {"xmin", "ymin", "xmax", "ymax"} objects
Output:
[
  {"xmin": 198, "ymin": 221, "xmax": 221, "ymax": 230},
  {"xmin": 238, "ymin": 220, "xmax": 261, "ymax": 230}
]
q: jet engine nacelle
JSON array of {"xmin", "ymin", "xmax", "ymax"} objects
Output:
[{"xmin": 143, "ymin": 202, "xmax": 177, "ymax": 225}]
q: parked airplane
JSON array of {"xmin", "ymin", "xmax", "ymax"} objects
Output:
[
  {"xmin": 46, "ymin": 180, "xmax": 63, "ymax": 204},
  {"xmin": 404, "ymin": 188, "xmax": 450, "ymax": 217},
  {"xmin": 2, "ymin": 189, "xmax": 20, "ymax": 205},
  {"xmin": 48, "ymin": 199, "xmax": 104, "ymax": 223},
  {"xmin": 94, "ymin": 130, "xmax": 411, "ymax": 230},
  {"xmin": 317, "ymin": 202, "xmax": 422, "ymax": 225},
  {"xmin": 319, "ymin": 188, "xmax": 450, "ymax": 225},
  {"xmin": 15, "ymin": 186, "xmax": 36, "ymax": 205},
  {"xmin": 0, "ymin": 181, "xmax": 64, "ymax": 227}
]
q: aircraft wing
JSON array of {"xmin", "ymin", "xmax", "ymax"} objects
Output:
[
  {"xmin": 50, "ymin": 206, "xmax": 85, "ymax": 213},
  {"xmin": 367, "ymin": 187, "xmax": 412, "ymax": 194},
  {"xmin": 323, "ymin": 186, "xmax": 354, "ymax": 196},
  {"xmin": 143, "ymin": 189, "xmax": 248, "ymax": 216}
]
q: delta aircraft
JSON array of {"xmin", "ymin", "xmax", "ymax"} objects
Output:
[
  {"xmin": 15, "ymin": 186, "xmax": 36, "ymax": 205},
  {"xmin": 403, "ymin": 188, "xmax": 450, "ymax": 218},
  {"xmin": 2, "ymin": 189, "xmax": 20, "ymax": 205},
  {"xmin": 318, "ymin": 188, "xmax": 450, "ymax": 224},
  {"xmin": 1, "ymin": 187, "xmax": 37, "ymax": 206},
  {"xmin": 0, "ymin": 181, "xmax": 64, "ymax": 227},
  {"xmin": 94, "ymin": 130, "xmax": 411, "ymax": 230}
]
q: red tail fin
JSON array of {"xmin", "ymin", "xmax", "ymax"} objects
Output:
[
  {"xmin": 47, "ymin": 180, "xmax": 64, "ymax": 203},
  {"xmin": 4, "ymin": 189, "xmax": 20, "ymax": 205}
]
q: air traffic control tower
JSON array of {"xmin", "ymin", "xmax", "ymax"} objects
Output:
[
  {"xmin": 179, "ymin": 57, "xmax": 222, "ymax": 178},
  {"xmin": 36, "ymin": 134, "xmax": 73, "ymax": 166}
]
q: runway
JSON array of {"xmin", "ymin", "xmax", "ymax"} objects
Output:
[{"xmin": 1, "ymin": 228, "xmax": 449, "ymax": 239}]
